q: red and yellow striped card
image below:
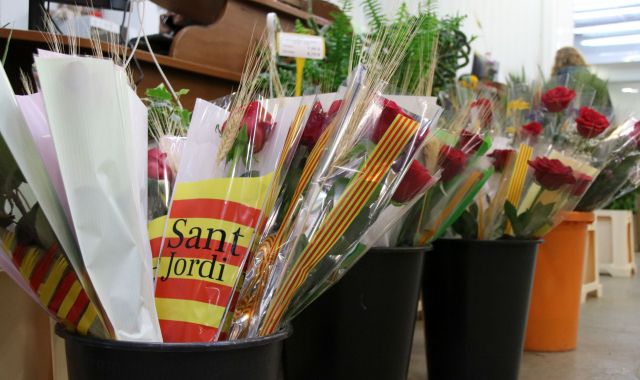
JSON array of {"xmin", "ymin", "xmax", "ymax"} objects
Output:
[{"xmin": 153, "ymin": 174, "xmax": 273, "ymax": 342}]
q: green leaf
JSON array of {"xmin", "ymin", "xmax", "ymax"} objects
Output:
[
  {"xmin": 145, "ymin": 84, "xmax": 173, "ymax": 101},
  {"xmin": 175, "ymin": 88, "xmax": 190, "ymax": 97},
  {"xmin": 504, "ymin": 200, "xmax": 525, "ymax": 237},
  {"xmin": 451, "ymin": 203, "xmax": 478, "ymax": 239},
  {"xmin": 505, "ymin": 200, "xmax": 556, "ymax": 238}
]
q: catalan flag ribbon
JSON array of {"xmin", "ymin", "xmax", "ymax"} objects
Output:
[
  {"xmin": 153, "ymin": 174, "xmax": 273, "ymax": 342},
  {"xmin": 260, "ymin": 113, "xmax": 419, "ymax": 334},
  {"xmin": 0, "ymin": 230, "xmax": 107, "ymax": 337}
]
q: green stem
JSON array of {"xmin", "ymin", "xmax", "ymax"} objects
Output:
[{"xmin": 228, "ymin": 145, "xmax": 242, "ymax": 178}]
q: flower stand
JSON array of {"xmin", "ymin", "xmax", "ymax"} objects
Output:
[
  {"xmin": 581, "ymin": 222, "xmax": 603, "ymax": 302},
  {"xmin": 594, "ymin": 210, "xmax": 637, "ymax": 277}
]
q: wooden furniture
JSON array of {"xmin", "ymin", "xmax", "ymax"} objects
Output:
[
  {"xmin": 582, "ymin": 222, "xmax": 603, "ymax": 302},
  {"xmin": 4, "ymin": 0, "xmax": 338, "ymax": 108},
  {"xmin": 594, "ymin": 210, "xmax": 637, "ymax": 277},
  {"xmin": 166, "ymin": 0, "xmax": 335, "ymax": 78},
  {"xmin": 0, "ymin": 28, "xmax": 239, "ymax": 109}
]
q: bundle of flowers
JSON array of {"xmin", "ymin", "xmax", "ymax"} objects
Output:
[{"xmin": 450, "ymin": 75, "xmax": 635, "ymax": 240}]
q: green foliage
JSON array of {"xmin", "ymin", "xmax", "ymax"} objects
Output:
[
  {"xmin": 277, "ymin": 0, "xmax": 358, "ymax": 93},
  {"xmin": 571, "ymin": 69, "xmax": 611, "ymax": 109},
  {"xmin": 144, "ymin": 83, "xmax": 191, "ymax": 138},
  {"xmin": 225, "ymin": 124, "xmax": 250, "ymax": 166},
  {"xmin": 363, "ymin": 0, "xmax": 387, "ymax": 34},
  {"xmin": 504, "ymin": 200, "xmax": 554, "ymax": 238},
  {"xmin": 452, "ymin": 203, "xmax": 478, "ymax": 239},
  {"xmin": 606, "ymin": 189, "xmax": 638, "ymax": 211},
  {"xmin": 277, "ymin": 1, "xmax": 472, "ymax": 96}
]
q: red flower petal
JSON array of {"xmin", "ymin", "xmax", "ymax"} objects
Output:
[{"xmin": 392, "ymin": 160, "xmax": 432, "ymax": 203}]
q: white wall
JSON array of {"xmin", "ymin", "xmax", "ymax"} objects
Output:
[
  {"xmin": 436, "ymin": 0, "xmax": 574, "ymax": 82},
  {"xmin": 607, "ymin": 81, "xmax": 640, "ymax": 119},
  {"xmin": 0, "ymin": 1, "xmax": 29, "ymax": 30},
  {"xmin": 338, "ymin": 0, "xmax": 574, "ymax": 82}
]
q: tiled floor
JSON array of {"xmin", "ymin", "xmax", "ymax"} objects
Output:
[{"xmin": 408, "ymin": 257, "xmax": 640, "ymax": 380}]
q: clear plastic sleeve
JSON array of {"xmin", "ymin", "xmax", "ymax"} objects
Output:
[
  {"xmin": 152, "ymin": 94, "xmax": 311, "ymax": 342},
  {"xmin": 242, "ymin": 67, "xmax": 438, "ymax": 336}
]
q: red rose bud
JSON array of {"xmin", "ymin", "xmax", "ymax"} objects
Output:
[
  {"xmin": 327, "ymin": 99, "xmax": 343, "ymax": 120},
  {"xmin": 457, "ymin": 129, "xmax": 484, "ymax": 154},
  {"xmin": 633, "ymin": 121, "xmax": 640, "ymax": 148},
  {"xmin": 148, "ymin": 147, "xmax": 173, "ymax": 182},
  {"xmin": 528, "ymin": 157, "xmax": 576, "ymax": 191},
  {"xmin": 541, "ymin": 86, "xmax": 576, "ymax": 113},
  {"xmin": 371, "ymin": 98, "xmax": 412, "ymax": 144},
  {"xmin": 300, "ymin": 102, "xmax": 326, "ymax": 148},
  {"xmin": 392, "ymin": 160, "xmax": 433, "ymax": 203},
  {"xmin": 572, "ymin": 173, "xmax": 593, "ymax": 196},
  {"xmin": 522, "ymin": 121, "xmax": 543, "ymax": 137},
  {"xmin": 470, "ymin": 98, "xmax": 493, "ymax": 126},
  {"xmin": 439, "ymin": 145, "xmax": 468, "ymax": 183},
  {"xmin": 576, "ymin": 107, "xmax": 609, "ymax": 139},
  {"xmin": 488, "ymin": 149, "xmax": 514, "ymax": 172},
  {"xmin": 222, "ymin": 101, "xmax": 274, "ymax": 153}
]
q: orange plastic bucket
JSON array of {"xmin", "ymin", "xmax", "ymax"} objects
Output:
[{"xmin": 524, "ymin": 211, "xmax": 594, "ymax": 352}]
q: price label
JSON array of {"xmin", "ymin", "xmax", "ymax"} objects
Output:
[{"xmin": 277, "ymin": 32, "xmax": 325, "ymax": 60}]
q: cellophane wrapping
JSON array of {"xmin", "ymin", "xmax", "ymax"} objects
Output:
[{"xmin": 152, "ymin": 94, "xmax": 312, "ymax": 342}]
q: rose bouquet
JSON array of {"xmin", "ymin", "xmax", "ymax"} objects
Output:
[
  {"xmin": 576, "ymin": 118, "xmax": 640, "ymax": 211},
  {"xmin": 151, "ymin": 34, "xmax": 316, "ymax": 341},
  {"xmin": 276, "ymin": 94, "xmax": 443, "ymax": 321},
  {"xmin": 451, "ymin": 77, "xmax": 631, "ymax": 240},
  {"xmin": 397, "ymin": 95, "xmax": 498, "ymax": 246},
  {"xmin": 225, "ymin": 19, "xmax": 447, "ymax": 337}
]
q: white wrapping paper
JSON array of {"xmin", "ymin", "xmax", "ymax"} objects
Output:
[{"xmin": 36, "ymin": 56, "xmax": 161, "ymax": 342}]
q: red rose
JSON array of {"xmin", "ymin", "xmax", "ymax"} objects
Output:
[
  {"xmin": 327, "ymin": 100, "xmax": 343, "ymax": 121},
  {"xmin": 575, "ymin": 107, "xmax": 609, "ymax": 139},
  {"xmin": 522, "ymin": 121, "xmax": 543, "ymax": 137},
  {"xmin": 222, "ymin": 101, "xmax": 274, "ymax": 153},
  {"xmin": 148, "ymin": 148, "xmax": 173, "ymax": 182},
  {"xmin": 632, "ymin": 121, "xmax": 640, "ymax": 148},
  {"xmin": 528, "ymin": 157, "xmax": 576, "ymax": 190},
  {"xmin": 392, "ymin": 160, "xmax": 433, "ymax": 203},
  {"xmin": 572, "ymin": 173, "xmax": 593, "ymax": 196},
  {"xmin": 439, "ymin": 146, "xmax": 468, "ymax": 183},
  {"xmin": 541, "ymin": 86, "xmax": 576, "ymax": 113},
  {"xmin": 470, "ymin": 98, "xmax": 493, "ymax": 126},
  {"xmin": 457, "ymin": 129, "xmax": 484, "ymax": 154},
  {"xmin": 300, "ymin": 102, "xmax": 326, "ymax": 148},
  {"xmin": 488, "ymin": 149, "xmax": 514, "ymax": 172},
  {"xmin": 371, "ymin": 98, "xmax": 412, "ymax": 144}
]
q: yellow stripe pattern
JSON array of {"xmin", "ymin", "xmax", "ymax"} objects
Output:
[
  {"xmin": 38, "ymin": 257, "xmax": 68, "ymax": 305},
  {"xmin": 173, "ymin": 174, "xmax": 273, "ymax": 204},
  {"xmin": 57, "ymin": 282, "xmax": 82, "ymax": 319},
  {"xmin": 261, "ymin": 114, "xmax": 419, "ymax": 334},
  {"xmin": 156, "ymin": 298, "xmax": 225, "ymax": 328},
  {"xmin": 77, "ymin": 304, "xmax": 98, "ymax": 335},
  {"xmin": 504, "ymin": 143, "xmax": 533, "ymax": 234},
  {"xmin": 506, "ymin": 144, "xmax": 533, "ymax": 207}
]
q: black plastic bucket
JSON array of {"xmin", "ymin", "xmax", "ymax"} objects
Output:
[
  {"xmin": 422, "ymin": 238, "xmax": 539, "ymax": 380},
  {"xmin": 55, "ymin": 323, "xmax": 290, "ymax": 380},
  {"xmin": 283, "ymin": 246, "xmax": 426, "ymax": 380}
]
